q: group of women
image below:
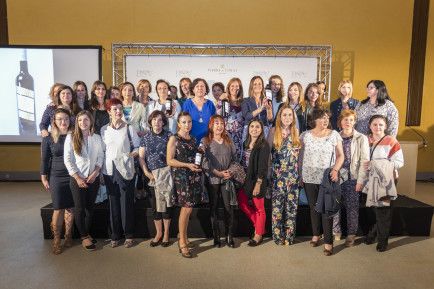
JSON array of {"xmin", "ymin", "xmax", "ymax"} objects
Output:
[{"xmin": 40, "ymin": 76, "xmax": 403, "ymax": 258}]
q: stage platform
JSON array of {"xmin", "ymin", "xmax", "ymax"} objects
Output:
[{"xmin": 41, "ymin": 195, "xmax": 433, "ymax": 239}]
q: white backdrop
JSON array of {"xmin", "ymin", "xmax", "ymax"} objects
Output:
[{"xmin": 125, "ymin": 55, "xmax": 318, "ymax": 100}]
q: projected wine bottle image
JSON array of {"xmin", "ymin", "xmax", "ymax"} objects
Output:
[{"xmin": 16, "ymin": 49, "xmax": 36, "ymax": 135}]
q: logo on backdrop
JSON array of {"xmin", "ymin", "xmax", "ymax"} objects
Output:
[
  {"xmin": 176, "ymin": 70, "xmax": 192, "ymax": 77},
  {"xmin": 252, "ymin": 70, "xmax": 270, "ymax": 78},
  {"xmin": 136, "ymin": 70, "xmax": 152, "ymax": 77},
  {"xmin": 292, "ymin": 71, "xmax": 306, "ymax": 78},
  {"xmin": 208, "ymin": 64, "xmax": 238, "ymax": 75}
]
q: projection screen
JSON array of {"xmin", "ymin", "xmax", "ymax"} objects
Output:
[{"xmin": 0, "ymin": 45, "xmax": 102, "ymax": 143}]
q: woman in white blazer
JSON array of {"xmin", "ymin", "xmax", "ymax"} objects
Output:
[{"xmin": 64, "ymin": 110, "xmax": 104, "ymax": 251}]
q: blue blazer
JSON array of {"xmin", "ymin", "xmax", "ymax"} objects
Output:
[{"xmin": 330, "ymin": 98, "xmax": 359, "ymax": 130}]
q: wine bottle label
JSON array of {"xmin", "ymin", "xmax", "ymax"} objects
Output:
[
  {"xmin": 16, "ymin": 86, "xmax": 35, "ymax": 121},
  {"xmin": 266, "ymin": 90, "xmax": 273, "ymax": 101},
  {"xmin": 194, "ymin": 153, "xmax": 202, "ymax": 165}
]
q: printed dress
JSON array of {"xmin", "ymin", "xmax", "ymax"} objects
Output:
[
  {"xmin": 172, "ymin": 134, "xmax": 204, "ymax": 207},
  {"xmin": 217, "ymin": 101, "xmax": 244, "ymax": 161},
  {"xmin": 271, "ymin": 137, "xmax": 300, "ymax": 244}
]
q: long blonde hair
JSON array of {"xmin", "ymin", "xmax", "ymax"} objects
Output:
[
  {"xmin": 72, "ymin": 110, "xmax": 95, "ymax": 155},
  {"xmin": 273, "ymin": 104, "xmax": 300, "ymax": 150}
]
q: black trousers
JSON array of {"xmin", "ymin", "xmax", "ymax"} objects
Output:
[
  {"xmin": 207, "ymin": 183, "xmax": 234, "ymax": 236},
  {"xmin": 70, "ymin": 177, "xmax": 100, "ymax": 238},
  {"xmin": 104, "ymin": 174, "xmax": 135, "ymax": 240},
  {"xmin": 149, "ymin": 186, "xmax": 172, "ymax": 220},
  {"xmin": 367, "ymin": 206, "xmax": 392, "ymax": 243},
  {"xmin": 304, "ymin": 183, "xmax": 333, "ymax": 245}
]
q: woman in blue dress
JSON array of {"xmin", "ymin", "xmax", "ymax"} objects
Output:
[{"xmin": 182, "ymin": 78, "xmax": 216, "ymax": 143}]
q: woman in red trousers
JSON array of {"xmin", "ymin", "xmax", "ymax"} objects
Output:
[{"xmin": 238, "ymin": 119, "xmax": 270, "ymax": 246}]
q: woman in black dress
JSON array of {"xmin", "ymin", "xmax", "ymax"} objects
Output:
[{"xmin": 40, "ymin": 108, "xmax": 74, "ymax": 254}]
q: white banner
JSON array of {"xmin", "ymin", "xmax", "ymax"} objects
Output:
[{"xmin": 125, "ymin": 55, "xmax": 318, "ymax": 100}]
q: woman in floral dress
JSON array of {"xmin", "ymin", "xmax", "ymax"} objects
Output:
[
  {"xmin": 268, "ymin": 104, "xmax": 301, "ymax": 245},
  {"xmin": 216, "ymin": 77, "xmax": 244, "ymax": 160},
  {"xmin": 167, "ymin": 112, "xmax": 203, "ymax": 258}
]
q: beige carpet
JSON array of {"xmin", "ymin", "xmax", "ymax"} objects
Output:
[{"xmin": 1, "ymin": 182, "xmax": 433, "ymax": 289}]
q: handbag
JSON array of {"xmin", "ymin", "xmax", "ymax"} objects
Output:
[
  {"xmin": 228, "ymin": 161, "xmax": 246, "ymax": 185},
  {"xmin": 223, "ymin": 179, "xmax": 238, "ymax": 206}
]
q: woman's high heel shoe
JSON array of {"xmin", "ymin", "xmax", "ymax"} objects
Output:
[
  {"xmin": 178, "ymin": 244, "xmax": 192, "ymax": 258},
  {"xmin": 323, "ymin": 245, "xmax": 333, "ymax": 256},
  {"xmin": 248, "ymin": 237, "xmax": 263, "ymax": 247}
]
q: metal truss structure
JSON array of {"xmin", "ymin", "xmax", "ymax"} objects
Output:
[{"xmin": 112, "ymin": 43, "xmax": 332, "ymax": 100}]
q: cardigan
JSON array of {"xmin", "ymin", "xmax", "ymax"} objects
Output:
[
  {"xmin": 343, "ymin": 130, "xmax": 370, "ymax": 185},
  {"xmin": 63, "ymin": 133, "xmax": 104, "ymax": 179},
  {"xmin": 100, "ymin": 124, "xmax": 140, "ymax": 176},
  {"xmin": 243, "ymin": 141, "xmax": 271, "ymax": 199},
  {"xmin": 123, "ymin": 101, "xmax": 148, "ymax": 135}
]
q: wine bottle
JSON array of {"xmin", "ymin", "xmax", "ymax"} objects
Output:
[
  {"xmin": 221, "ymin": 99, "xmax": 230, "ymax": 117},
  {"xmin": 16, "ymin": 49, "xmax": 36, "ymax": 135},
  {"xmin": 194, "ymin": 143, "xmax": 205, "ymax": 167},
  {"xmin": 265, "ymin": 84, "xmax": 273, "ymax": 105},
  {"xmin": 165, "ymin": 96, "xmax": 173, "ymax": 115}
]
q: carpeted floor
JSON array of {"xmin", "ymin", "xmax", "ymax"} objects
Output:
[{"xmin": 1, "ymin": 181, "xmax": 434, "ymax": 289}]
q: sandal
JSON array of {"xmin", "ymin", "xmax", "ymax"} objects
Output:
[
  {"xmin": 124, "ymin": 239, "xmax": 135, "ymax": 248},
  {"xmin": 178, "ymin": 244, "xmax": 192, "ymax": 258},
  {"xmin": 82, "ymin": 237, "xmax": 96, "ymax": 251},
  {"xmin": 51, "ymin": 223, "xmax": 62, "ymax": 255},
  {"xmin": 110, "ymin": 240, "xmax": 121, "ymax": 248},
  {"xmin": 63, "ymin": 233, "xmax": 73, "ymax": 248}
]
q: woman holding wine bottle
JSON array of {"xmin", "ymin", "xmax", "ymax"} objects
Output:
[
  {"xmin": 216, "ymin": 77, "xmax": 244, "ymax": 160},
  {"xmin": 148, "ymin": 79, "xmax": 181, "ymax": 133},
  {"xmin": 167, "ymin": 112, "xmax": 204, "ymax": 258}
]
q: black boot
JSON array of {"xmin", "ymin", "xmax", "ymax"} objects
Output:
[
  {"xmin": 364, "ymin": 226, "xmax": 377, "ymax": 245},
  {"xmin": 213, "ymin": 227, "xmax": 221, "ymax": 248},
  {"xmin": 226, "ymin": 234, "xmax": 235, "ymax": 248},
  {"xmin": 376, "ymin": 239, "xmax": 388, "ymax": 252}
]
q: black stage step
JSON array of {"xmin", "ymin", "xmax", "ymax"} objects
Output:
[{"xmin": 40, "ymin": 195, "xmax": 433, "ymax": 239}]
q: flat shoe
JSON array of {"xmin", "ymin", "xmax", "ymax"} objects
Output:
[
  {"xmin": 150, "ymin": 237, "xmax": 162, "ymax": 247},
  {"xmin": 161, "ymin": 241, "xmax": 171, "ymax": 247},
  {"xmin": 84, "ymin": 243, "xmax": 96, "ymax": 251},
  {"xmin": 248, "ymin": 238, "xmax": 263, "ymax": 247},
  {"xmin": 310, "ymin": 240, "xmax": 319, "ymax": 247}
]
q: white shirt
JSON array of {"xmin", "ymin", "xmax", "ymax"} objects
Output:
[
  {"xmin": 64, "ymin": 133, "xmax": 104, "ymax": 178},
  {"xmin": 100, "ymin": 124, "xmax": 140, "ymax": 176}
]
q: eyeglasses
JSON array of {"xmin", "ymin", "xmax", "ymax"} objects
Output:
[{"xmin": 55, "ymin": 118, "xmax": 69, "ymax": 122}]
